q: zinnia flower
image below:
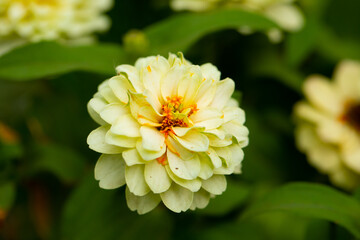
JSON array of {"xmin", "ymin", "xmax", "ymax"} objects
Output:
[
  {"xmin": 87, "ymin": 53, "xmax": 249, "ymax": 214},
  {"xmin": 294, "ymin": 60, "xmax": 360, "ymax": 190},
  {"xmin": 170, "ymin": 0, "xmax": 304, "ymax": 42},
  {"xmin": 0, "ymin": 0, "xmax": 112, "ymax": 54}
]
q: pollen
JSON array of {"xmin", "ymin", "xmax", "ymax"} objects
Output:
[{"xmin": 159, "ymin": 96, "xmax": 199, "ymax": 137}]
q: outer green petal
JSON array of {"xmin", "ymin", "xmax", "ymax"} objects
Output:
[
  {"xmin": 125, "ymin": 187, "xmax": 161, "ymax": 215},
  {"xmin": 125, "ymin": 165, "xmax": 150, "ymax": 196},
  {"xmin": 202, "ymin": 175, "xmax": 227, "ymax": 195},
  {"xmin": 144, "ymin": 160, "xmax": 172, "ymax": 193},
  {"xmin": 160, "ymin": 184, "xmax": 193, "ymax": 213},
  {"xmin": 95, "ymin": 154, "xmax": 126, "ymax": 189}
]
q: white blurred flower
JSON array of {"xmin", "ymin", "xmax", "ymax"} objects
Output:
[
  {"xmin": 294, "ymin": 60, "xmax": 360, "ymax": 190},
  {"xmin": 87, "ymin": 53, "xmax": 249, "ymax": 214},
  {"xmin": 171, "ymin": 0, "xmax": 304, "ymax": 42},
  {"xmin": 0, "ymin": 0, "xmax": 112, "ymax": 54}
]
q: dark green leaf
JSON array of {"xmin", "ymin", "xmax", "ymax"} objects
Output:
[
  {"xmin": 240, "ymin": 182, "xmax": 360, "ymax": 238},
  {"xmin": 0, "ymin": 181, "xmax": 15, "ymax": 211},
  {"xmin": 0, "ymin": 42, "xmax": 127, "ymax": 81},
  {"xmin": 61, "ymin": 174, "xmax": 173, "ymax": 240},
  {"xmin": 144, "ymin": 9, "xmax": 277, "ymax": 55},
  {"xmin": 32, "ymin": 144, "xmax": 86, "ymax": 183},
  {"xmin": 198, "ymin": 181, "xmax": 250, "ymax": 216}
]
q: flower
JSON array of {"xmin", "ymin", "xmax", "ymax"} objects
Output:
[
  {"xmin": 87, "ymin": 53, "xmax": 249, "ymax": 214},
  {"xmin": 0, "ymin": 0, "xmax": 112, "ymax": 54},
  {"xmin": 170, "ymin": 0, "xmax": 304, "ymax": 42},
  {"xmin": 294, "ymin": 60, "xmax": 360, "ymax": 190}
]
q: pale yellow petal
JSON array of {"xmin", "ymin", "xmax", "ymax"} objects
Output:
[
  {"xmin": 87, "ymin": 126, "xmax": 124, "ymax": 154},
  {"xmin": 125, "ymin": 164, "xmax": 150, "ymax": 196},
  {"xmin": 94, "ymin": 154, "xmax": 126, "ymax": 189},
  {"xmin": 125, "ymin": 187, "xmax": 161, "ymax": 214},
  {"xmin": 144, "ymin": 160, "xmax": 172, "ymax": 193},
  {"xmin": 202, "ymin": 175, "xmax": 227, "ymax": 195},
  {"xmin": 160, "ymin": 184, "xmax": 193, "ymax": 213}
]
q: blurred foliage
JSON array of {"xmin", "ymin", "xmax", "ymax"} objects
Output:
[{"xmin": 1, "ymin": 0, "xmax": 360, "ymax": 239}]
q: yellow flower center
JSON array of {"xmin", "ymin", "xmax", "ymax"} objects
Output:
[
  {"xmin": 341, "ymin": 102, "xmax": 360, "ymax": 132},
  {"xmin": 159, "ymin": 96, "xmax": 198, "ymax": 138}
]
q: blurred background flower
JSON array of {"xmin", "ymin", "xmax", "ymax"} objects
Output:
[
  {"xmin": 0, "ymin": 0, "xmax": 113, "ymax": 55},
  {"xmin": 294, "ymin": 60, "xmax": 360, "ymax": 190},
  {"xmin": 170, "ymin": 0, "xmax": 304, "ymax": 42}
]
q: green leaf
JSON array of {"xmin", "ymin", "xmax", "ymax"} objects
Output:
[
  {"xmin": 0, "ymin": 181, "xmax": 15, "ymax": 211},
  {"xmin": 285, "ymin": 17, "xmax": 320, "ymax": 67},
  {"xmin": 61, "ymin": 174, "xmax": 173, "ymax": 240},
  {"xmin": 198, "ymin": 181, "xmax": 250, "ymax": 216},
  {"xmin": 0, "ymin": 42, "xmax": 127, "ymax": 81},
  {"xmin": 144, "ymin": 9, "xmax": 277, "ymax": 55},
  {"xmin": 31, "ymin": 144, "xmax": 86, "ymax": 183},
  {"xmin": 316, "ymin": 27, "xmax": 360, "ymax": 62},
  {"xmin": 240, "ymin": 182, "xmax": 360, "ymax": 238}
]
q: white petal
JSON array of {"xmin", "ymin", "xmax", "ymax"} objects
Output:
[
  {"xmin": 294, "ymin": 102, "xmax": 328, "ymax": 124},
  {"xmin": 165, "ymin": 165, "xmax": 201, "ymax": 192},
  {"xmin": 221, "ymin": 121, "xmax": 249, "ymax": 144},
  {"xmin": 144, "ymin": 160, "xmax": 172, "ymax": 193},
  {"xmin": 303, "ymin": 76, "xmax": 343, "ymax": 116},
  {"xmin": 161, "ymin": 66, "xmax": 187, "ymax": 100},
  {"xmin": 136, "ymin": 140, "xmax": 166, "ymax": 161},
  {"xmin": 98, "ymin": 81, "xmax": 119, "ymax": 103},
  {"xmin": 100, "ymin": 103, "xmax": 129, "ymax": 124},
  {"xmin": 222, "ymin": 107, "xmax": 245, "ymax": 124},
  {"xmin": 88, "ymin": 97, "xmax": 107, "ymax": 125},
  {"xmin": 140, "ymin": 126, "xmax": 165, "ymax": 151},
  {"xmin": 206, "ymin": 147, "xmax": 222, "ymax": 168},
  {"xmin": 125, "ymin": 165, "xmax": 150, "ymax": 196},
  {"xmin": 94, "ymin": 154, "xmax": 126, "ymax": 189},
  {"xmin": 167, "ymin": 150, "xmax": 200, "ymax": 180},
  {"xmin": 173, "ymin": 130, "xmax": 209, "ymax": 152},
  {"xmin": 198, "ymin": 153, "xmax": 214, "ymax": 180},
  {"xmin": 116, "ymin": 64, "xmax": 143, "ymax": 93},
  {"xmin": 177, "ymin": 66, "xmax": 202, "ymax": 105},
  {"xmin": 209, "ymin": 78, "xmax": 235, "ymax": 110},
  {"xmin": 105, "ymin": 131, "xmax": 137, "ymax": 148},
  {"xmin": 207, "ymin": 134, "xmax": 233, "ymax": 147},
  {"xmin": 125, "ymin": 187, "xmax": 161, "ymax": 214},
  {"xmin": 202, "ymin": 175, "xmax": 227, "ymax": 195},
  {"xmin": 108, "ymin": 75, "xmax": 133, "ymax": 104},
  {"xmin": 334, "ymin": 60, "xmax": 360, "ymax": 100},
  {"xmin": 191, "ymin": 108, "xmax": 224, "ymax": 130},
  {"xmin": 265, "ymin": 4, "xmax": 304, "ymax": 31},
  {"xmin": 137, "ymin": 106, "xmax": 162, "ymax": 127},
  {"xmin": 87, "ymin": 126, "xmax": 124, "ymax": 154},
  {"xmin": 122, "ymin": 148, "xmax": 145, "ymax": 166},
  {"xmin": 194, "ymin": 78, "xmax": 217, "ymax": 109},
  {"xmin": 160, "ymin": 184, "xmax": 193, "ymax": 213},
  {"xmin": 200, "ymin": 63, "xmax": 220, "ymax": 82},
  {"xmin": 110, "ymin": 113, "xmax": 141, "ymax": 137},
  {"xmin": 172, "ymin": 126, "xmax": 204, "ymax": 137},
  {"xmin": 190, "ymin": 188, "xmax": 211, "ymax": 210}
]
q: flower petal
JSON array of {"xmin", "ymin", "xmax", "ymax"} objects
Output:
[
  {"xmin": 88, "ymin": 97, "xmax": 107, "ymax": 125},
  {"xmin": 265, "ymin": 4, "xmax": 304, "ymax": 32},
  {"xmin": 198, "ymin": 153, "xmax": 214, "ymax": 180},
  {"xmin": 136, "ymin": 140, "xmax": 166, "ymax": 161},
  {"xmin": 140, "ymin": 126, "xmax": 166, "ymax": 151},
  {"xmin": 207, "ymin": 133, "xmax": 232, "ymax": 147},
  {"xmin": 100, "ymin": 103, "xmax": 129, "ymax": 124},
  {"xmin": 172, "ymin": 130, "xmax": 209, "ymax": 152},
  {"xmin": 167, "ymin": 150, "xmax": 201, "ymax": 180},
  {"xmin": 125, "ymin": 187, "xmax": 161, "ymax": 215},
  {"xmin": 122, "ymin": 148, "xmax": 146, "ymax": 166},
  {"xmin": 116, "ymin": 64, "xmax": 143, "ymax": 93},
  {"xmin": 334, "ymin": 60, "xmax": 360, "ymax": 99},
  {"xmin": 108, "ymin": 75, "xmax": 133, "ymax": 104},
  {"xmin": 94, "ymin": 154, "xmax": 126, "ymax": 189},
  {"xmin": 209, "ymin": 78, "xmax": 235, "ymax": 110},
  {"xmin": 125, "ymin": 164, "xmax": 150, "ymax": 196},
  {"xmin": 191, "ymin": 108, "xmax": 224, "ymax": 130},
  {"xmin": 190, "ymin": 188, "xmax": 211, "ymax": 210},
  {"xmin": 303, "ymin": 75, "xmax": 343, "ymax": 116},
  {"xmin": 144, "ymin": 160, "xmax": 172, "ymax": 193},
  {"xmin": 87, "ymin": 126, "xmax": 124, "ymax": 154},
  {"xmin": 160, "ymin": 184, "xmax": 193, "ymax": 213},
  {"xmin": 206, "ymin": 147, "xmax": 222, "ymax": 168},
  {"xmin": 161, "ymin": 66, "xmax": 187, "ymax": 100},
  {"xmin": 165, "ymin": 165, "xmax": 201, "ymax": 192},
  {"xmin": 105, "ymin": 131, "xmax": 137, "ymax": 148},
  {"xmin": 202, "ymin": 175, "xmax": 227, "ymax": 195},
  {"xmin": 110, "ymin": 113, "xmax": 141, "ymax": 137}
]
